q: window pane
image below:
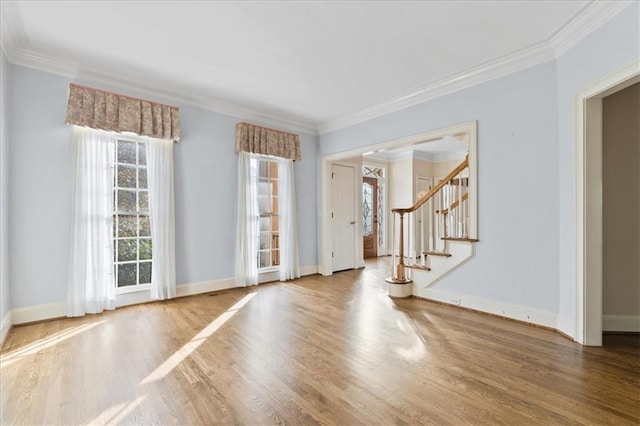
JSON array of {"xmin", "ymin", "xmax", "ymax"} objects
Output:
[
  {"xmin": 272, "ymin": 233, "xmax": 279, "ymax": 250},
  {"xmin": 117, "ymin": 190, "xmax": 136, "ymax": 212},
  {"xmin": 118, "ymin": 215, "xmax": 137, "ymax": 238},
  {"xmin": 363, "ymin": 182, "xmax": 373, "ymax": 236},
  {"xmin": 117, "ymin": 263, "xmax": 137, "ymax": 287},
  {"xmin": 258, "ymin": 181, "xmax": 271, "ymax": 197},
  {"xmin": 139, "ymin": 216, "xmax": 150, "ymax": 237},
  {"xmin": 271, "ymin": 216, "xmax": 279, "ymax": 232},
  {"xmin": 118, "ymin": 239, "xmax": 137, "ymax": 262},
  {"xmin": 138, "ymin": 167, "xmax": 147, "ymax": 189},
  {"xmin": 269, "ymin": 161, "xmax": 278, "ymax": 179},
  {"xmin": 259, "ymin": 232, "xmax": 270, "ymax": 250},
  {"xmin": 259, "ymin": 251, "xmax": 271, "ymax": 268},
  {"xmin": 272, "ymin": 196, "xmax": 278, "ymax": 214},
  {"xmin": 259, "ymin": 198, "xmax": 274, "ymax": 214},
  {"xmin": 138, "ymin": 143, "xmax": 147, "ymax": 166},
  {"xmin": 117, "ymin": 165, "xmax": 137, "ymax": 188},
  {"xmin": 139, "ymin": 262, "xmax": 152, "ymax": 284},
  {"xmin": 272, "ymin": 249, "xmax": 280, "ymax": 266},
  {"xmin": 118, "ymin": 141, "xmax": 136, "ymax": 164},
  {"xmin": 259, "ymin": 216, "xmax": 270, "ymax": 232},
  {"xmin": 139, "ymin": 191, "xmax": 148, "ymax": 211},
  {"xmin": 259, "ymin": 161, "xmax": 268, "ymax": 178},
  {"xmin": 139, "ymin": 238, "xmax": 152, "ymax": 260}
]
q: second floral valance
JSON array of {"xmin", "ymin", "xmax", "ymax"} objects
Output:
[
  {"xmin": 65, "ymin": 84, "xmax": 181, "ymax": 142},
  {"xmin": 236, "ymin": 122, "xmax": 301, "ymax": 161}
]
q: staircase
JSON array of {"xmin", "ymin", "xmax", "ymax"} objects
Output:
[{"xmin": 387, "ymin": 156, "xmax": 478, "ymax": 298}]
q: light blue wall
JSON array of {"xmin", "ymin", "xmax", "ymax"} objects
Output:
[
  {"xmin": 4, "ymin": 3, "xmax": 637, "ymax": 324},
  {"xmin": 321, "ymin": 62, "xmax": 561, "ymax": 313},
  {"xmin": 556, "ymin": 3, "xmax": 640, "ymax": 324},
  {"xmin": 1, "ymin": 51, "xmax": 10, "ymax": 323},
  {"xmin": 8, "ymin": 65, "xmax": 318, "ymax": 309}
]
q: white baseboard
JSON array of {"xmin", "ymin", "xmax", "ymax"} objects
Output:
[
  {"xmin": 603, "ymin": 315, "xmax": 640, "ymax": 332},
  {"xmin": 416, "ymin": 287, "xmax": 559, "ymax": 330},
  {"xmin": 556, "ymin": 315, "xmax": 575, "ymax": 339},
  {"xmin": 8, "ymin": 265, "xmax": 320, "ymax": 325},
  {"xmin": 11, "ymin": 302, "xmax": 66, "ymax": 325},
  {"xmin": 1, "ymin": 311, "xmax": 12, "ymax": 348}
]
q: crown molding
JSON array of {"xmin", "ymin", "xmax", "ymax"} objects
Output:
[
  {"xmin": 549, "ymin": 1, "xmax": 635, "ymax": 57},
  {"xmin": 2, "ymin": 1, "xmax": 633, "ymax": 137},
  {"xmin": 1, "ymin": 0, "xmax": 318, "ymax": 137},
  {"xmin": 317, "ymin": 41, "xmax": 556, "ymax": 135},
  {"xmin": 0, "ymin": 1, "xmax": 26, "ymax": 63},
  {"xmin": 317, "ymin": 1, "xmax": 634, "ymax": 135}
]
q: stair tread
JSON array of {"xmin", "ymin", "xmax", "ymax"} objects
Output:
[
  {"xmin": 442, "ymin": 237, "xmax": 478, "ymax": 242},
  {"xmin": 405, "ymin": 263, "xmax": 431, "ymax": 271},
  {"xmin": 423, "ymin": 251, "xmax": 452, "ymax": 257}
]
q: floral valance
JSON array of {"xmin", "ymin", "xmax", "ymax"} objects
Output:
[
  {"xmin": 65, "ymin": 84, "xmax": 181, "ymax": 142},
  {"xmin": 236, "ymin": 122, "xmax": 301, "ymax": 161}
]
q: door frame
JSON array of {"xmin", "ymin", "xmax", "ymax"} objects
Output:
[
  {"xmin": 574, "ymin": 60, "xmax": 639, "ymax": 345},
  {"xmin": 320, "ymin": 121, "xmax": 477, "ymax": 276}
]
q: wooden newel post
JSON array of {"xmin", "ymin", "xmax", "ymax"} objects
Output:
[
  {"xmin": 397, "ymin": 212, "xmax": 406, "ymax": 281},
  {"xmin": 387, "ymin": 209, "xmax": 411, "ymax": 285}
]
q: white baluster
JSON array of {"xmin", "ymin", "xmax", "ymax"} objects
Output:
[
  {"xmin": 391, "ymin": 212, "xmax": 396, "ymax": 279},
  {"xmin": 457, "ymin": 173, "xmax": 462, "ymax": 238}
]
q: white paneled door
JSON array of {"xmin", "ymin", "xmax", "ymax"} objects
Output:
[{"xmin": 331, "ymin": 164, "xmax": 356, "ymax": 272}]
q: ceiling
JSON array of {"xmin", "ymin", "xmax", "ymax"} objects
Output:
[
  {"xmin": 1, "ymin": 1, "xmax": 599, "ymax": 133},
  {"xmin": 364, "ymin": 135, "xmax": 467, "ymax": 162}
]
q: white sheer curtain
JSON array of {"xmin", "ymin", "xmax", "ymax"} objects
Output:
[
  {"xmin": 235, "ymin": 152, "xmax": 259, "ymax": 286},
  {"xmin": 67, "ymin": 127, "xmax": 116, "ymax": 316},
  {"xmin": 278, "ymin": 158, "xmax": 300, "ymax": 281},
  {"xmin": 147, "ymin": 138, "xmax": 176, "ymax": 299}
]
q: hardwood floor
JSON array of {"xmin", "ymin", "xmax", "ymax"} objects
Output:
[{"xmin": 1, "ymin": 258, "xmax": 638, "ymax": 425}]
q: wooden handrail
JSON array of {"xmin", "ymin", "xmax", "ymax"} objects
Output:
[
  {"xmin": 392, "ymin": 156, "xmax": 468, "ymax": 214},
  {"xmin": 437, "ymin": 192, "xmax": 469, "ymax": 215}
]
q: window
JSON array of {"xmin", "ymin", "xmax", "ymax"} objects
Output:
[
  {"xmin": 113, "ymin": 138, "xmax": 152, "ymax": 289},
  {"xmin": 256, "ymin": 158, "xmax": 280, "ymax": 270}
]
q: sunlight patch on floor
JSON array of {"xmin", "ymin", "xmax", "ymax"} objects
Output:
[
  {"xmin": 0, "ymin": 320, "xmax": 107, "ymax": 369},
  {"xmin": 140, "ymin": 292, "xmax": 257, "ymax": 385},
  {"xmin": 395, "ymin": 335, "xmax": 427, "ymax": 362},
  {"xmin": 87, "ymin": 394, "xmax": 148, "ymax": 425}
]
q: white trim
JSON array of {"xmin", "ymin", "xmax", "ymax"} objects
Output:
[
  {"xmin": 11, "ymin": 302, "xmax": 67, "ymax": 325},
  {"xmin": 0, "ymin": 1, "xmax": 316, "ymax": 137},
  {"xmin": 1, "ymin": 311, "xmax": 12, "ymax": 348},
  {"xmin": 549, "ymin": 1, "xmax": 635, "ymax": 57},
  {"xmin": 418, "ymin": 288, "xmax": 559, "ymax": 330},
  {"xmin": 556, "ymin": 315, "xmax": 575, "ymax": 339},
  {"xmin": 8, "ymin": 266, "xmax": 319, "ymax": 325},
  {"xmin": 574, "ymin": 60, "xmax": 640, "ymax": 345},
  {"xmin": 318, "ymin": 42, "xmax": 555, "ymax": 134},
  {"xmin": 0, "ymin": 1, "xmax": 26, "ymax": 64},
  {"xmin": 603, "ymin": 315, "xmax": 640, "ymax": 333},
  {"xmin": 2, "ymin": 1, "xmax": 633, "ymax": 137}
]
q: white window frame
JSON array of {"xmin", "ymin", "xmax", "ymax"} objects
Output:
[
  {"xmin": 112, "ymin": 134, "xmax": 153, "ymax": 294},
  {"xmin": 255, "ymin": 156, "xmax": 280, "ymax": 273}
]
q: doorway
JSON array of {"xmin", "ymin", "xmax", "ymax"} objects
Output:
[
  {"xmin": 576, "ymin": 60, "xmax": 639, "ymax": 345},
  {"xmin": 320, "ymin": 121, "xmax": 478, "ymax": 277}
]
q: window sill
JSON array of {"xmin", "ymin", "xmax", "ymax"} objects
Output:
[
  {"xmin": 259, "ymin": 266, "xmax": 280, "ymax": 274},
  {"xmin": 115, "ymin": 283, "xmax": 151, "ymax": 294}
]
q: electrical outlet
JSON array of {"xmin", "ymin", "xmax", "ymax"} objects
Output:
[{"xmin": 451, "ymin": 298, "xmax": 461, "ymax": 306}]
